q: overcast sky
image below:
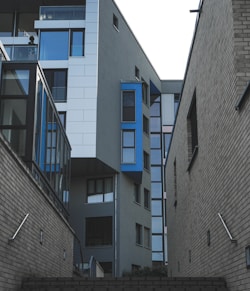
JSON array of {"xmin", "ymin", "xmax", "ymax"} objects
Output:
[{"xmin": 114, "ymin": 0, "xmax": 201, "ymax": 80}]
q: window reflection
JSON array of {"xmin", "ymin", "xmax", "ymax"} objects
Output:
[
  {"xmin": 87, "ymin": 177, "xmax": 114, "ymax": 203},
  {"xmin": 1, "ymin": 69, "xmax": 30, "ymax": 95}
]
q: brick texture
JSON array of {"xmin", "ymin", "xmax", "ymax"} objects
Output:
[
  {"xmin": 0, "ymin": 134, "xmax": 74, "ymax": 291},
  {"xmin": 166, "ymin": 0, "xmax": 250, "ymax": 290}
]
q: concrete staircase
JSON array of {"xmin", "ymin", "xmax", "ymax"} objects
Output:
[{"xmin": 21, "ymin": 277, "xmax": 229, "ymax": 291}]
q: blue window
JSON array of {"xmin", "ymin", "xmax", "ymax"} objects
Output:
[
  {"xmin": 151, "ymin": 166, "xmax": 162, "ymax": 182},
  {"xmin": 152, "ymin": 200, "xmax": 162, "ymax": 216},
  {"xmin": 70, "ymin": 29, "xmax": 85, "ymax": 56},
  {"xmin": 122, "ymin": 91, "xmax": 135, "ymax": 121},
  {"xmin": 152, "ymin": 235, "xmax": 163, "ymax": 251},
  {"xmin": 39, "ymin": 31, "xmax": 69, "ymax": 60},
  {"xmin": 122, "ymin": 130, "xmax": 135, "ymax": 163},
  {"xmin": 151, "ymin": 182, "xmax": 162, "ymax": 198},
  {"xmin": 152, "ymin": 217, "xmax": 163, "ymax": 233}
]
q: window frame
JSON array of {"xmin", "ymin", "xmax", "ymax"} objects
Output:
[
  {"xmin": 70, "ymin": 29, "xmax": 85, "ymax": 57},
  {"xmin": 122, "ymin": 129, "xmax": 136, "ymax": 164},
  {"xmin": 86, "ymin": 177, "xmax": 114, "ymax": 204},
  {"xmin": 122, "ymin": 90, "xmax": 136, "ymax": 122},
  {"xmin": 136, "ymin": 223, "xmax": 143, "ymax": 246}
]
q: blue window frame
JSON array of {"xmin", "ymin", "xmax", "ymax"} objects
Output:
[{"xmin": 39, "ymin": 31, "xmax": 69, "ymax": 60}]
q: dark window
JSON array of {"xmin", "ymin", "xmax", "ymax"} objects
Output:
[
  {"xmin": 136, "ymin": 223, "xmax": 142, "ymax": 245},
  {"xmin": 70, "ymin": 29, "xmax": 85, "ymax": 56},
  {"xmin": 174, "ymin": 159, "xmax": 177, "ymax": 207},
  {"xmin": 134, "ymin": 183, "xmax": 140, "ymax": 204},
  {"xmin": 143, "ymin": 151, "xmax": 150, "ymax": 170},
  {"xmin": 122, "ymin": 91, "xmax": 135, "ymax": 121},
  {"xmin": 144, "ymin": 227, "xmax": 150, "ymax": 248},
  {"xmin": 135, "ymin": 66, "xmax": 140, "ymax": 79},
  {"xmin": 44, "ymin": 69, "xmax": 67, "ymax": 102},
  {"xmin": 0, "ymin": 13, "xmax": 14, "ymax": 36},
  {"xmin": 187, "ymin": 91, "xmax": 198, "ymax": 158},
  {"xmin": 1, "ymin": 69, "xmax": 30, "ymax": 95},
  {"xmin": 143, "ymin": 115, "xmax": 149, "ymax": 134},
  {"xmin": 122, "ymin": 130, "xmax": 135, "ymax": 163},
  {"xmin": 17, "ymin": 13, "xmax": 38, "ymax": 36},
  {"xmin": 113, "ymin": 14, "xmax": 119, "ymax": 30},
  {"xmin": 144, "ymin": 188, "xmax": 150, "ymax": 209},
  {"xmin": 87, "ymin": 177, "xmax": 113, "ymax": 203},
  {"xmin": 142, "ymin": 80, "xmax": 148, "ymax": 105},
  {"xmin": 86, "ymin": 217, "xmax": 112, "ymax": 246}
]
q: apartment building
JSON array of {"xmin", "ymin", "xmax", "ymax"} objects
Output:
[
  {"xmin": 0, "ymin": 0, "xmax": 181, "ymax": 276},
  {"xmin": 166, "ymin": 0, "xmax": 250, "ymax": 290}
]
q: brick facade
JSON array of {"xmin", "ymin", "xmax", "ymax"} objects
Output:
[
  {"xmin": 0, "ymin": 134, "xmax": 74, "ymax": 291},
  {"xmin": 166, "ymin": 0, "xmax": 250, "ymax": 290}
]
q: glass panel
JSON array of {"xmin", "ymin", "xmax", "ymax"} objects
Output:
[
  {"xmin": 151, "ymin": 134, "xmax": 161, "ymax": 148},
  {"xmin": 151, "ymin": 149, "xmax": 161, "ymax": 165},
  {"xmin": 122, "ymin": 148, "xmax": 135, "ymax": 163},
  {"xmin": 152, "ymin": 200, "xmax": 162, "ymax": 216},
  {"xmin": 2, "ymin": 129, "xmax": 26, "ymax": 156},
  {"xmin": 12, "ymin": 46, "xmax": 37, "ymax": 61},
  {"xmin": 152, "ymin": 217, "xmax": 162, "ymax": 233},
  {"xmin": 150, "ymin": 117, "xmax": 161, "ymax": 132},
  {"xmin": 40, "ymin": 6, "xmax": 86, "ymax": 20},
  {"xmin": 1, "ymin": 70, "xmax": 30, "ymax": 95},
  {"xmin": 87, "ymin": 194, "xmax": 103, "ymax": 203},
  {"xmin": 0, "ymin": 99, "xmax": 27, "ymax": 126},
  {"xmin": 71, "ymin": 30, "xmax": 84, "ymax": 56},
  {"xmin": 122, "ymin": 91, "xmax": 135, "ymax": 121},
  {"xmin": 88, "ymin": 179, "xmax": 95, "ymax": 194},
  {"xmin": 152, "ymin": 252, "xmax": 163, "ymax": 261},
  {"xmin": 39, "ymin": 31, "xmax": 69, "ymax": 60},
  {"xmin": 150, "ymin": 102, "xmax": 160, "ymax": 116},
  {"xmin": 96, "ymin": 179, "xmax": 103, "ymax": 193},
  {"xmin": 0, "ymin": 13, "xmax": 13, "ymax": 36},
  {"xmin": 104, "ymin": 177, "xmax": 113, "ymax": 193},
  {"xmin": 151, "ymin": 166, "xmax": 162, "ymax": 182},
  {"xmin": 17, "ymin": 13, "xmax": 38, "ymax": 36},
  {"xmin": 151, "ymin": 182, "xmax": 162, "ymax": 198},
  {"xmin": 104, "ymin": 192, "xmax": 113, "ymax": 202},
  {"xmin": 164, "ymin": 133, "xmax": 171, "ymax": 156},
  {"xmin": 152, "ymin": 235, "xmax": 163, "ymax": 251},
  {"xmin": 123, "ymin": 130, "xmax": 134, "ymax": 147}
]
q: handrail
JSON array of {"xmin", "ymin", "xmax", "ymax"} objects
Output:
[
  {"xmin": 9, "ymin": 213, "xmax": 29, "ymax": 242},
  {"xmin": 218, "ymin": 213, "xmax": 237, "ymax": 243}
]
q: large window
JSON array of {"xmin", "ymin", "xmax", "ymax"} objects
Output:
[
  {"xmin": 44, "ymin": 69, "xmax": 67, "ymax": 102},
  {"xmin": 39, "ymin": 30, "xmax": 85, "ymax": 60},
  {"xmin": 85, "ymin": 217, "xmax": 112, "ymax": 246},
  {"xmin": 122, "ymin": 91, "xmax": 135, "ymax": 121},
  {"xmin": 1, "ymin": 69, "xmax": 30, "ymax": 95},
  {"xmin": 87, "ymin": 177, "xmax": 113, "ymax": 203},
  {"xmin": 122, "ymin": 130, "xmax": 135, "ymax": 163}
]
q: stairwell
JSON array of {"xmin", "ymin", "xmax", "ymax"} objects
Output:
[{"xmin": 21, "ymin": 277, "xmax": 229, "ymax": 291}]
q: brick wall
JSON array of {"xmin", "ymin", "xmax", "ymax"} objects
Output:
[
  {"xmin": 0, "ymin": 134, "xmax": 74, "ymax": 291},
  {"xmin": 166, "ymin": 0, "xmax": 250, "ymax": 290}
]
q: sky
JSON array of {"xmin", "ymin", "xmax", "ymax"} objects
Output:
[{"xmin": 114, "ymin": 0, "xmax": 201, "ymax": 80}]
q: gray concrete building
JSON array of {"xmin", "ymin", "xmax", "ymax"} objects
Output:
[{"xmin": 166, "ymin": 0, "xmax": 250, "ymax": 290}]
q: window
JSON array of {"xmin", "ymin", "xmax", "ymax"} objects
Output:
[
  {"xmin": 143, "ymin": 151, "xmax": 150, "ymax": 170},
  {"xmin": 151, "ymin": 134, "xmax": 161, "ymax": 149},
  {"xmin": 151, "ymin": 182, "xmax": 162, "ymax": 199},
  {"xmin": 164, "ymin": 133, "xmax": 171, "ymax": 157},
  {"xmin": 135, "ymin": 66, "xmax": 140, "ymax": 80},
  {"xmin": 134, "ymin": 183, "xmax": 140, "ymax": 204},
  {"xmin": 174, "ymin": 159, "xmax": 177, "ymax": 207},
  {"xmin": 151, "ymin": 166, "xmax": 161, "ymax": 182},
  {"xmin": 85, "ymin": 217, "xmax": 112, "ymax": 246},
  {"xmin": 40, "ymin": 5, "xmax": 86, "ymax": 21},
  {"xmin": 122, "ymin": 130, "xmax": 135, "ymax": 163},
  {"xmin": 246, "ymin": 246, "xmax": 250, "ymax": 269},
  {"xmin": 113, "ymin": 14, "xmax": 119, "ymax": 30},
  {"xmin": 143, "ymin": 115, "xmax": 149, "ymax": 134},
  {"xmin": 1, "ymin": 69, "xmax": 30, "ymax": 95},
  {"xmin": 150, "ymin": 117, "xmax": 161, "ymax": 132},
  {"xmin": 142, "ymin": 79, "xmax": 148, "ymax": 105},
  {"xmin": 152, "ymin": 200, "xmax": 162, "ymax": 216},
  {"xmin": 174, "ymin": 93, "xmax": 180, "ymax": 116},
  {"xmin": 152, "ymin": 217, "xmax": 162, "ymax": 233},
  {"xmin": 151, "ymin": 149, "xmax": 161, "ymax": 165},
  {"xmin": 136, "ymin": 223, "xmax": 142, "ymax": 245},
  {"xmin": 17, "ymin": 13, "xmax": 38, "ymax": 36},
  {"xmin": 70, "ymin": 29, "xmax": 85, "ymax": 56},
  {"xmin": 152, "ymin": 235, "xmax": 163, "ymax": 251},
  {"xmin": 144, "ymin": 227, "xmax": 150, "ymax": 248},
  {"xmin": 87, "ymin": 177, "xmax": 113, "ymax": 203},
  {"xmin": 144, "ymin": 188, "xmax": 150, "ymax": 209},
  {"xmin": 44, "ymin": 69, "xmax": 67, "ymax": 102},
  {"xmin": 187, "ymin": 90, "xmax": 198, "ymax": 163},
  {"xmin": 39, "ymin": 31, "xmax": 69, "ymax": 60},
  {"xmin": 122, "ymin": 91, "xmax": 135, "ymax": 121},
  {"xmin": 58, "ymin": 112, "xmax": 66, "ymax": 128}
]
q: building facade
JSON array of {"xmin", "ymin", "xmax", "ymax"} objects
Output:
[
  {"xmin": 166, "ymin": 0, "xmax": 250, "ymax": 290},
  {"xmin": 0, "ymin": 0, "xmax": 181, "ymax": 276}
]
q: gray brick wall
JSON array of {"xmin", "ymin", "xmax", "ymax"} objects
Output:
[
  {"xmin": 166, "ymin": 0, "xmax": 250, "ymax": 290},
  {"xmin": 0, "ymin": 134, "xmax": 74, "ymax": 291}
]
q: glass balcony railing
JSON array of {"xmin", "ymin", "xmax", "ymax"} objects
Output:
[
  {"xmin": 40, "ymin": 6, "xmax": 86, "ymax": 21},
  {"xmin": 5, "ymin": 45, "xmax": 38, "ymax": 61}
]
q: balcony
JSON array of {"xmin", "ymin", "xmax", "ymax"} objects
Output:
[
  {"xmin": 5, "ymin": 45, "xmax": 37, "ymax": 61},
  {"xmin": 40, "ymin": 6, "xmax": 86, "ymax": 20}
]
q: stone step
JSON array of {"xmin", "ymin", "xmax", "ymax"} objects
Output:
[{"xmin": 21, "ymin": 277, "xmax": 229, "ymax": 291}]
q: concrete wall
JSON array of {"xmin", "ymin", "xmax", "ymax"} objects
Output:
[
  {"xmin": 166, "ymin": 0, "xmax": 250, "ymax": 290},
  {"xmin": 0, "ymin": 134, "xmax": 74, "ymax": 290}
]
